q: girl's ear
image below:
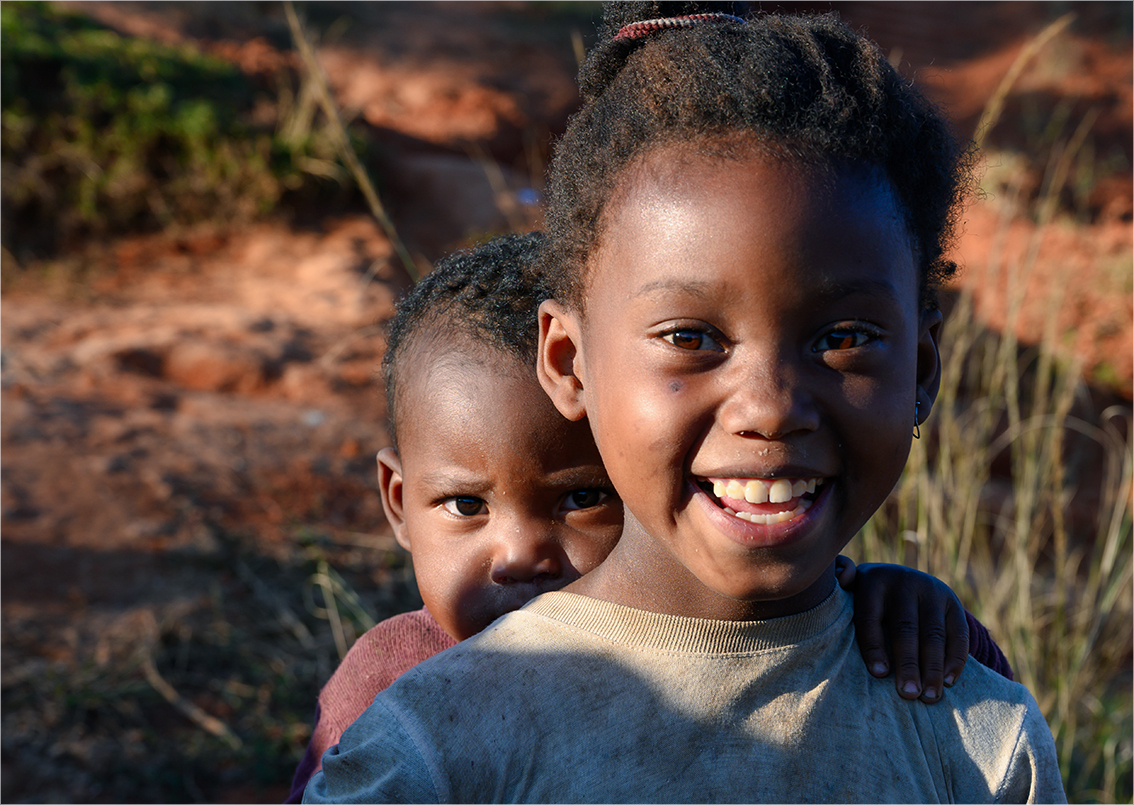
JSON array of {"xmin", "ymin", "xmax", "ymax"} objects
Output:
[
  {"xmin": 377, "ymin": 447, "xmax": 411, "ymax": 552},
  {"xmin": 537, "ymin": 299, "xmax": 587, "ymax": 422},
  {"xmin": 915, "ymin": 308, "xmax": 944, "ymax": 418}
]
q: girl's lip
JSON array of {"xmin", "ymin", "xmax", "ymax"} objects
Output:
[{"xmin": 689, "ymin": 477, "xmax": 832, "ymax": 548}]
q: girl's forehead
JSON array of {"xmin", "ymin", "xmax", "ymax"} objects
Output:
[
  {"xmin": 600, "ymin": 148, "xmax": 902, "ymax": 248},
  {"xmin": 582, "ymin": 148, "xmax": 920, "ymax": 309},
  {"xmin": 594, "ymin": 146, "xmax": 911, "ymax": 244}
]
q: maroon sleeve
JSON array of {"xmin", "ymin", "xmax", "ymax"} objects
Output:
[
  {"xmin": 966, "ymin": 609, "xmax": 1013, "ymax": 681},
  {"xmin": 285, "ymin": 608, "xmax": 457, "ymax": 802}
]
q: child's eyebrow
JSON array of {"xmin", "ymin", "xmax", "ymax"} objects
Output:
[
  {"xmin": 417, "ymin": 471, "xmax": 491, "ymax": 497},
  {"xmin": 544, "ymin": 466, "xmax": 613, "ymax": 490}
]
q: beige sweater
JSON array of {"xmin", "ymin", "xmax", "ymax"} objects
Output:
[{"xmin": 305, "ymin": 587, "xmax": 1065, "ymax": 803}]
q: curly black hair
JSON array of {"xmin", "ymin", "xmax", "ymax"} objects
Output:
[
  {"xmin": 382, "ymin": 232, "xmax": 548, "ymax": 449},
  {"xmin": 540, "ymin": 3, "xmax": 975, "ymax": 311}
]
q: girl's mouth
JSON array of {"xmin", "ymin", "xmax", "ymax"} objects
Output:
[{"xmin": 699, "ymin": 476, "xmax": 825, "ymax": 525}]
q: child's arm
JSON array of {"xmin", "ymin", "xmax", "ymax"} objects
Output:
[
  {"xmin": 963, "ymin": 608, "xmax": 1014, "ymax": 681},
  {"xmin": 835, "ymin": 558, "xmax": 1012, "ymax": 703}
]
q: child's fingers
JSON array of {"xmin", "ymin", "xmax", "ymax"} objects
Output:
[
  {"xmin": 851, "ymin": 587, "xmax": 891, "ymax": 679},
  {"xmin": 916, "ymin": 607, "xmax": 948, "ymax": 703},
  {"xmin": 835, "ymin": 555, "xmax": 857, "ymax": 589},
  {"xmin": 920, "ymin": 589, "xmax": 971, "ymax": 702},
  {"xmin": 888, "ymin": 600, "xmax": 924, "ymax": 700},
  {"xmin": 942, "ymin": 602, "xmax": 970, "ymax": 689}
]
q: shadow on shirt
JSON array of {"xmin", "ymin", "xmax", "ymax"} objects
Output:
[{"xmin": 305, "ymin": 635, "xmax": 1041, "ymax": 803}]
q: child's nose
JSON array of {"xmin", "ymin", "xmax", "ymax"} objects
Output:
[
  {"xmin": 718, "ymin": 360, "xmax": 819, "ymax": 439},
  {"xmin": 489, "ymin": 524, "xmax": 564, "ymax": 585}
]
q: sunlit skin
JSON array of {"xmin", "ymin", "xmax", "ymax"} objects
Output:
[
  {"xmin": 539, "ymin": 144, "xmax": 942, "ymax": 622},
  {"xmin": 378, "ymin": 336, "xmax": 622, "ymax": 640}
]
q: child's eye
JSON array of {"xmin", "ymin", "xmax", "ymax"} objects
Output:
[
  {"xmin": 558, "ymin": 488, "xmax": 612, "ymax": 512},
  {"xmin": 815, "ymin": 328, "xmax": 875, "ymax": 352},
  {"xmin": 443, "ymin": 496, "xmax": 486, "ymax": 517},
  {"xmin": 662, "ymin": 328, "xmax": 722, "ymax": 352}
]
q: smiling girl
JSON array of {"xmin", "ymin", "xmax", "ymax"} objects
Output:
[{"xmin": 304, "ymin": 6, "xmax": 1064, "ymax": 802}]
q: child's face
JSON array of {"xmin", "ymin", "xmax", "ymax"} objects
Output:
[
  {"xmin": 378, "ymin": 340, "xmax": 622, "ymax": 640},
  {"xmin": 540, "ymin": 147, "xmax": 941, "ymax": 618}
]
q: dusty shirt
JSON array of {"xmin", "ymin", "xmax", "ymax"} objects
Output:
[{"xmin": 303, "ymin": 588, "xmax": 1064, "ymax": 803}]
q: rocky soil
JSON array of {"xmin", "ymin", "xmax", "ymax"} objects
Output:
[{"xmin": 1, "ymin": 2, "xmax": 1129, "ymax": 802}]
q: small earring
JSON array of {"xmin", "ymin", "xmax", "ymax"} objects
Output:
[{"xmin": 913, "ymin": 401, "xmax": 921, "ymax": 440}]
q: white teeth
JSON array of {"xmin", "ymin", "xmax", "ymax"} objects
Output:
[
  {"xmin": 743, "ymin": 480, "xmax": 768, "ymax": 504},
  {"xmin": 711, "ymin": 477, "xmax": 823, "ymax": 503},
  {"xmin": 730, "ymin": 497, "xmax": 813, "ymax": 524},
  {"xmin": 768, "ymin": 479, "xmax": 793, "ymax": 504}
]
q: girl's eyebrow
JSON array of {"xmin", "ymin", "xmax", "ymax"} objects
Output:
[
  {"xmin": 632, "ymin": 279, "xmax": 712, "ymax": 299},
  {"xmin": 632, "ymin": 277, "xmax": 902, "ymax": 302},
  {"xmin": 812, "ymin": 278, "xmax": 902, "ymax": 303}
]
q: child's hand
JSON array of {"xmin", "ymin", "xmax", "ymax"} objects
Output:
[
  {"xmin": 841, "ymin": 561, "xmax": 969, "ymax": 703},
  {"xmin": 834, "ymin": 554, "xmax": 857, "ymax": 588}
]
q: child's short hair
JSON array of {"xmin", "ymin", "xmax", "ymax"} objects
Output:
[
  {"xmin": 382, "ymin": 232, "xmax": 548, "ymax": 449},
  {"xmin": 541, "ymin": 4, "xmax": 975, "ymax": 311}
]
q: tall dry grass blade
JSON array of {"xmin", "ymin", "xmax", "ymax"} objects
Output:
[
  {"xmin": 467, "ymin": 142, "xmax": 529, "ymax": 233},
  {"xmin": 143, "ymin": 654, "xmax": 243, "ymax": 750},
  {"xmin": 973, "ymin": 13, "xmax": 1075, "ymax": 151},
  {"xmin": 283, "ymin": 0, "xmax": 422, "ymax": 283},
  {"xmin": 308, "ymin": 559, "xmax": 349, "ymax": 660}
]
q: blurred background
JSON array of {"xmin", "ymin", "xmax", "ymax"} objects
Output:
[{"xmin": 1, "ymin": 2, "xmax": 1130, "ymax": 801}]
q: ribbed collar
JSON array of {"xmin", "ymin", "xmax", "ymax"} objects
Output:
[{"xmin": 522, "ymin": 587, "xmax": 849, "ymax": 656}]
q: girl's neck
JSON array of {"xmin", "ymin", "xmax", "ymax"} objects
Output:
[{"xmin": 567, "ymin": 516, "xmax": 838, "ymax": 622}]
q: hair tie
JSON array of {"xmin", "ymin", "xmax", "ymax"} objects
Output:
[{"xmin": 613, "ymin": 13, "xmax": 746, "ymax": 41}]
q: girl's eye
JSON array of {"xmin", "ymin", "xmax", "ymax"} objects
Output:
[
  {"xmin": 443, "ymin": 497, "xmax": 486, "ymax": 517},
  {"xmin": 815, "ymin": 329, "xmax": 874, "ymax": 352},
  {"xmin": 559, "ymin": 488, "xmax": 611, "ymax": 512},
  {"xmin": 663, "ymin": 328, "xmax": 722, "ymax": 352}
]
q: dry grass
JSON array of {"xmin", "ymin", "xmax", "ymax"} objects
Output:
[
  {"xmin": 859, "ymin": 19, "xmax": 1132, "ymax": 800},
  {"xmin": 1, "ymin": 528, "xmax": 422, "ymax": 802},
  {"xmin": 860, "ymin": 171, "xmax": 1133, "ymax": 805}
]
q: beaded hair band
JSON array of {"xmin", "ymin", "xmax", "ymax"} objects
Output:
[{"xmin": 613, "ymin": 13, "xmax": 746, "ymax": 41}]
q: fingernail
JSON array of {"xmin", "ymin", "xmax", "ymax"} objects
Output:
[
  {"xmin": 871, "ymin": 662, "xmax": 888, "ymax": 677},
  {"xmin": 943, "ymin": 674, "xmax": 955, "ymax": 687},
  {"xmin": 902, "ymin": 681, "xmax": 920, "ymax": 697},
  {"xmin": 923, "ymin": 687, "xmax": 938, "ymax": 701}
]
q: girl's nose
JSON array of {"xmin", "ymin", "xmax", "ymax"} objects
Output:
[
  {"xmin": 718, "ymin": 359, "xmax": 819, "ymax": 439},
  {"xmin": 489, "ymin": 524, "xmax": 564, "ymax": 585}
]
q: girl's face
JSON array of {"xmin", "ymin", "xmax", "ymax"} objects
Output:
[{"xmin": 539, "ymin": 147, "xmax": 942, "ymax": 620}]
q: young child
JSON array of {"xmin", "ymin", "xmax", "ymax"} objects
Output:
[
  {"xmin": 299, "ymin": 149, "xmax": 1038, "ymax": 802},
  {"xmin": 286, "ymin": 233, "xmax": 620, "ymax": 802}
]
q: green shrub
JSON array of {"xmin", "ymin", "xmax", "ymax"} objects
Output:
[{"xmin": 1, "ymin": 1, "xmax": 355, "ymax": 261}]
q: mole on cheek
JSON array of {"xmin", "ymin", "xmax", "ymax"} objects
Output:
[{"xmin": 670, "ymin": 381, "xmax": 683, "ymax": 393}]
